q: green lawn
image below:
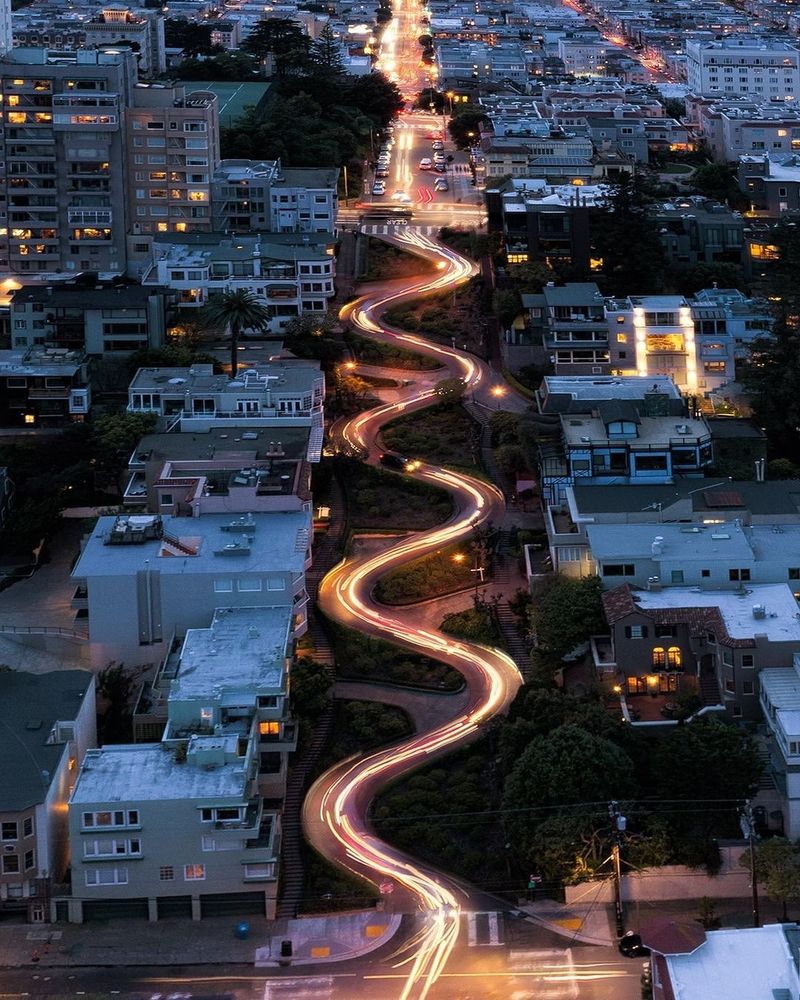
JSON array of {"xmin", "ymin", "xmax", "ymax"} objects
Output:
[
  {"xmin": 374, "ymin": 542, "xmax": 478, "ymax": 605},
  {"xmin": 342, "ymin": 460, "xmax": 453, "ymax": 530},
  {"xmin": 441, "ymin": 605, "xmax": 503, "ymax": 646},
  {"xmin": 382, "ymin": 401, "xmax": 482, "ymax": 470},
  {"xmin": 330, "ymin": 622, "xmax": 463, "ymax": 690},
  {"xmin": 345, "ymin": 331, "xmax": 441, "ymax": 371},
  {"xmin": 362, "ymin": 238, "xmax": 437, "ymax": 281}
]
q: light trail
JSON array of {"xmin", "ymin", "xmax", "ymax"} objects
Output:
[{"xmin": 304, "ymin": 216, "xmax": 523, "ymax": 1000}]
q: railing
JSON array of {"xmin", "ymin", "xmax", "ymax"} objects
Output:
[{"xmin": 0, "ymin": 624, "xmax": 88, "ymax": 639}]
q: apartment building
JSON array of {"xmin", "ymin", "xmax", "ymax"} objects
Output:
[
  {"xmin": 686, "ymin": 37, "xmax": 800, "ymax": 100},
  {"xmin": 0, "ymin": 345, "xmax": 90, "ymax": 425},
  {"xmin": 9, "ymin": 279, "xmax": 172, "ymax": 355},
  {"xmin": 738, "ymin": 152, "xmax": 800, "ymax": 214},
  {"xmin": 602, "ymin": 581, "xmax": 800, "ymax": 719},
  {"xmin": 211, "ymin": 160, "xmax": 339, "ymax": 235},
  {"xmin": 0, "ymin": 47, "xmax": 137, "ymax": 278},
  {"xmin": 71, "ymin": 510, "xmax": 312, "ymax": 667},
  {"xmin": 136, "ymin": 233, "xmax": 335, "ymax": 332},
  {"xmin": 557, "ymin": 37, "xmax": 612, "ymax": 77},
  {"xmin": 125, "ymin": 85, "xmax": 220, "ymax": 242},
  {"xmin": 0, "ymin": 670, "xmax": 95, "ymax": 922},
  {"xmin": 653, "ymin": 198, "xmax": 748, "ymax": 273},
  {"xmin": 435, "ymin": 40, "xmax": 528, "ymax": 85},
  {"xmin": 64, "ymin": 604, "xmax": 292, "ymax": 923},
  {"xmin": 535, "ymin": 375, "xmax": 711, "ymax": 504},
  {"xmin": 526, "ymin": 282, "xmax": 609, "ymax": 375},
  {"xmin": 13, "ymin": 7, "xmax": 167, "ymax": 77}
]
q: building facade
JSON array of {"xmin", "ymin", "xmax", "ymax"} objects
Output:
[{"xmin": 686, "ymin": 37, "xmax": 800, "ymax": 100}]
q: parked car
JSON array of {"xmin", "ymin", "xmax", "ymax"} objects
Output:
[
  {"xmin": 434, "ymin": 163, "xmax": 447, "ymax": 173},
  {"xmin": 372, "ymin": 181, "xmax": 386, "ymax": 195},
  {"xmin": 375, "ymin": 167, "xmax": 390, "ymax": 178},
  {"xmin": 433, "ymin": 177, "xmax": 449, "ymax": 192},
  {"xmin": 419, "ymin": 157, "xmax": 433, "ymax": 170},
  {"xmin": 618, "ymin": 932, "xmax": 651, "ymax": 959},
  {"xmin": 432, "ymin": 140, "xmax": 444, "ymax": 151}
]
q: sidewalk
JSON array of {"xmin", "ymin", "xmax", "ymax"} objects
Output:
[{"xmin": 0, "ymin": 910, "xmax": 401, "ymax": 969}]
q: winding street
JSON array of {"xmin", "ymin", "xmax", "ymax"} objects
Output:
[{"xmin": 302, "ymin": 227, "xmax": 527, "ymax": 1000}]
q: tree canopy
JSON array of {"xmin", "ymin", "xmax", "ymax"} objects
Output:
[
  {"xmin": 531, "ymin": 574, "xmax": 606, "ymax": 659},
  {"xmin": 743, "ymin": 838, "xmax": 800, "ymax": 920},
  {"xmin": 199, "ymin": 288, "xmax": 273, "ymax": 376}
]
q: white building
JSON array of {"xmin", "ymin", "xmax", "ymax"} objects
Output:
[
  {"xmin": 760, "ymin": 656, "xmax": 800, "ymax": 840},
  {"xmin": 138, "ymin": 233, "xmax": 335, "ymax": 332},
  {"xmin": 686, "ymin": 37, "xmax": 800, "ymax": 100}
]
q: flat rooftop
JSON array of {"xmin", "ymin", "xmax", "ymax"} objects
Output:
[
  {"xmin": 586, "ymin": 521, "xmax": 755, "ymax": 562},
  {"xmin": 0, "ymin": 347, "xmax": 84, "ymax": 376},
  {"xmin": 562, "ymin": 414, "xmax": 708, "ymax": 447},
  {"xmin": 73, "ymin": 510, "xmax": 311, "ymax": 578},
  {"xmin": 179, "ymin": 80, "xmax": 271, "ymax": 127},
  {"xmin": 133, "ymin": 426, "xmax": 311, "ymax": 464},
  {"xmin": 664, "ymin": 924, "xmax": 800, "ymax": 1000},
  {"xmin": 541, "ymin": 374, "xmax": 681, "ymax": 401},
  {"xmin": 71, "ymin": 742, "xmax": 247, "ymax": 803},
  {"xmin": 172, "ymin": 606, "xmax": 291, "ymax": 702},
  {"xmin": 572, "ymin": 479, "xmax": 800, "ymax": 516},
  {"xmin": 129, "ymin": 361, "xmax": 321, "ymax": 397},
  {"xmin": 634, "ymin": 583, "xmax": 800, "ymax": 643}
]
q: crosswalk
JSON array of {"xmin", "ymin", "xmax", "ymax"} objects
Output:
[
  {"xmin": 361, "ymin": 223, "xmax": 440, "ymax": 236},
  {"xmin": 464, "ymin": 910, "xmax": 504, "ymax": 947},
  {"xmin": 507, "ymin": 949, "xmax": 580, "ymax": 999},
  {"xmin": 262, "ymin": 976, "xmax": 335, "ymax": 1000}
]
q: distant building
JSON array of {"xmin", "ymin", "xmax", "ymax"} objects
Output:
[
  {"xmin": 211, "ymin": 160, "xmax": 339, "ymax": 236},
  {"xmin": 738, "ymin": 152, "xmax": 800, "ymax": 215},
  {"xmin": 135, "ymin": 233, "xmax": 335, "ymax": 332},
  {"xmin": 0, "ymin": 670, "xmax": 95, "ymax": 923},
  {"xmin": 526, "ymin": 282, "xmax": 609, "ymax": 376},
  {"xmin": 653, "ymin": 198, "xmax": 748, "ymax": 274},
  {"xmin": 686, "ymin": 37, "xmax": 800, "ymax": 100},
  {"xmin": 9, "ymin": 280, "xmax": 172, "ymax": 355},
  {"xmin": 0, "ymin": 346, "xmax": 90, "ymax": 426}
]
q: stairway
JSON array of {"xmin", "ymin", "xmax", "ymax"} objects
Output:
[
  {"xmin": 756, "ymin": 745, "xmax": 776, "ymax": 792},
  {"xmin": 307, "ymin": 610, "xmax": 335, "ymax": 665},
  {"xmin": 699, "ymin": 671, "xmax": 722, "ymax": 707},
  {"xmin": 495, "ymin": 601, "xmax": 531, "ymax": 679},
  {"xmin": 276, "ymin": 696, "xmax": 334, "ymax": 920}
]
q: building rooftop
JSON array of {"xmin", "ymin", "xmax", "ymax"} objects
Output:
[
  {"xmin": 133, "ymin": 426, "xmax": 311, "ymax": 464},
  {"xmin": 11, "ymin": 282, "xmax": 167, "ymax": 309},
  {"xmin": 541, "ymin": 374, "xmax": 681, "ymax": 403},
  {"xmin": 178, "ymin": 80, "xmax": 271, "ymax": 126},
  {"xmin": 0, "ymin": 347, "xmax": 85, "ymax": 377},
  {"xmin": 73, "ymin": 510, "xmax": 311, "ymax": 578},
  {"xmin": 760, "ymin": 664, "xmax": 800, "ymax": 738},
  {"xmin": 561, "ymin": 412, "xmax": 708, "ymax": 447},
  {"xmin": 586, "ymin": 520, "xmax": 755, "ymax": 563},
  {"xmin": 70, "ymin": 741, "xmax": 247, "ymax": 803},
  {"xmin": 172, "ymin": 606, "xmax": 292, "ymax": 702},
  {"xmin": 541, "ymin": 282, "xmax": 604, "ymax": 305},
  {"xmin": 0, "ymin": 670, "xmax": 93, "ymax": 812},
  {"xmin": 150, "ymin": 232, "xmax": 330, "ymax": 264},
  {"xmin": 633, "ymin": 583, "xmax": 800, "ymax": 644},
  {"xmin": 572, "ymin": 479, "xmax": 800, "ymax": 517},
  {"xmin": 659, "ymin": 924, "xmax": 800, "ymax": 1000},
  {"xmin": 129, "ymin": 360, "xmax": 321, "ymax": 397}
]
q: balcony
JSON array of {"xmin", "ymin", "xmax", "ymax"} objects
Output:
[
  {"xmin": 258, "ymin": 721, "xmax": 298, "ymax": 753},
  {"xmin": 123, "ymin": 472, "xmax": 148, "ymax": 505},
  {"xmin": 70, "ymin": 585, "xmax": 87, "ymax": 611},
  {"xmin": 27, "ymin": 385, "xmax": 71, "ymax": 399},
  {"xmin": 215, "ymin": 798, "xmax": 261, "ymax": 834}
]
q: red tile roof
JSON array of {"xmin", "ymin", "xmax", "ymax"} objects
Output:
[{"xmin": 641, "ymin": 918, "xmax": 707, "ymax": 956}]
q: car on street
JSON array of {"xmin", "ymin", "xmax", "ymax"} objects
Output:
[
  {"xmin": 433, "ymin": 177, "xmax": 448, "ymax": 192},
  {"xmin": 379, "ymin": 451, "xmax": 411, "ymax": 470},
  {"xmin": 618, "ymin": 932, "xmax": 651, "ymax": 959},
  {"xmin": 372, "ymin": 181, "xmax": 386, "ymax": 196},
  {"xmin": 432, "ymin": 140, "xmax": 444, "ymax": 151},
  {"xmin": 418, "ymin": 157, "xmax": 432, "ymax": 170},
  {"xmin": 434, "ymin": 162, "xmax": 446, "ymax": 173},
  {"xmin": 375, "ymin": 167, "xmax": 389, "ymax": 178},
  {"xmin": 391, "ymin": 190, "xmax": 412, "ymax": 203}
]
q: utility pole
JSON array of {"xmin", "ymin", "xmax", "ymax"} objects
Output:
[
  {"xmin": 740, "ymin": 799, "xmax": 760, "ymax": 928},
  {"xmin": 609, "ymin": 800, "xmax": 626, "ymax": 936}
]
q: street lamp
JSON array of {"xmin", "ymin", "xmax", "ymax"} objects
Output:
[{"xmin": 452, "ymin": 552, "xmax": 466, "ymax": 563}]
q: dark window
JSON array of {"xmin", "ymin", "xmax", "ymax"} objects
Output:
[
  {"xmin": 603, "ymin": 563, "xmax": 635, "ymax": 577},
  {"xmin": 701, "ymin": 569, "xmax": 710, "ymax": 578}
]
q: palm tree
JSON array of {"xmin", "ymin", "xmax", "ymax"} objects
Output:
[{"xmin": 200, "ymin": 289, "xmax": 272, "ymax": 378}]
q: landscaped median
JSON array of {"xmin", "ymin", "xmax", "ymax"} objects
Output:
[
  {"xmin": 381, "ymin": 400, "xmax": 482, "ymax": 472},
  {"xmin": 373, "ymin": 541, "xmax": 485, "ymax": 605},
  {"xmin": 336, "ymin": 456, "xmax": 453, "ymax": 532}
]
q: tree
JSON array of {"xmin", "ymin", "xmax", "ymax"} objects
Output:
[
  {"xmin": 434, "ymin": 377, "xmax": 465, "ymax": 403},
  {"xmin": 164, "ymin": 18, "xmax": 214, "ymax": 57},
  {"xmin": 691, "ymin": 163, "xmax": 747, "ymax": 209},
  {"xmin": 91, "ymin": 411, "xmax": 158, "ymax": 488},
  {"xmin": 448, "ymin": 107, "xmax": 489, "ymax": 150},
  {"xmin": 175, "ymin": 51, "xmax": 259, "ymax": 81},
  {"xmin": 415, "ymin": 87, "xmax": 444, "ymax": 114},
  {"xmin": 663, "ymin": 97, "xmax": 686, "ymax": 121},
  {"xmin": 199, "ymin": 289, "xmax": 273, "ymax": 377},
  {"xmin": 493, "ymin": 288, "xmax": 522, "ymax": 327},
  {"xmin": 290, "ymin": 658, "xmax": 332, "ymax": 719},
  {"xmin": 309, "ymin": 24, "xmax": 345, "ymax": 77},
  {"xmin": 241, "ymin": 17, "xmax": 311, "ymax": 76},
  {"xmin": 674, "ymin": 261, "xmax": 749, "ymax": 296},
  {"xmin": 742, "ymin": 838, "xmax": 800, "ymax": 921},
  {"xmin": 591, "ymin": 175, "xmax": 668, "ymax": 294},
  {"xmin": 344, "ymin": 73, "xmax": 404, "ymax": 128},
  {"xmin": 530, "ymin": 575, "xmax": 605, "ymax": 659},
  {"xmin": 97, "ymin": 663, "xmax": 136, "ymax": 743}
]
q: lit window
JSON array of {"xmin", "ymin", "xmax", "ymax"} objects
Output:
[
  {"xmin": 188, "ymin": 190, "xmax": 207, "ymax": 202},
  {"xmin": 157, "ymin": 222, "xmax": 168, "ymax": 232},
  {"xmin": 175, "ymin": 222, "xmax": 188, "ymax": 232},
  {"xmin": 7, "ymin": 112, "xmax": 26, "ymax": 124},
  {"xmin": 184, "ymin": 864, "xmax": 205, "ymax": 881},
  {"xmin": 24, "ymin": 414, "xmax": 35, "ymax": 425},
  {"xmin": 667, "ymin": 647, "xmax": 682, "ymax": 669},
  {"xmin": 259, "ymin": 721, "xmax": 280, "ymax": 736},
  {"xmin": 652, "ymin": 647, "xmax": 666, "ymax": 669}
]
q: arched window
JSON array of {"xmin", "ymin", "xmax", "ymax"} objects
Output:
[
  {"xmin": 651, "ymin": 647, "xmax": 666, "ymax": 669},
  {"xmin": 667, "ymin": 646, "xmax": 682, "ymax": 669}
]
